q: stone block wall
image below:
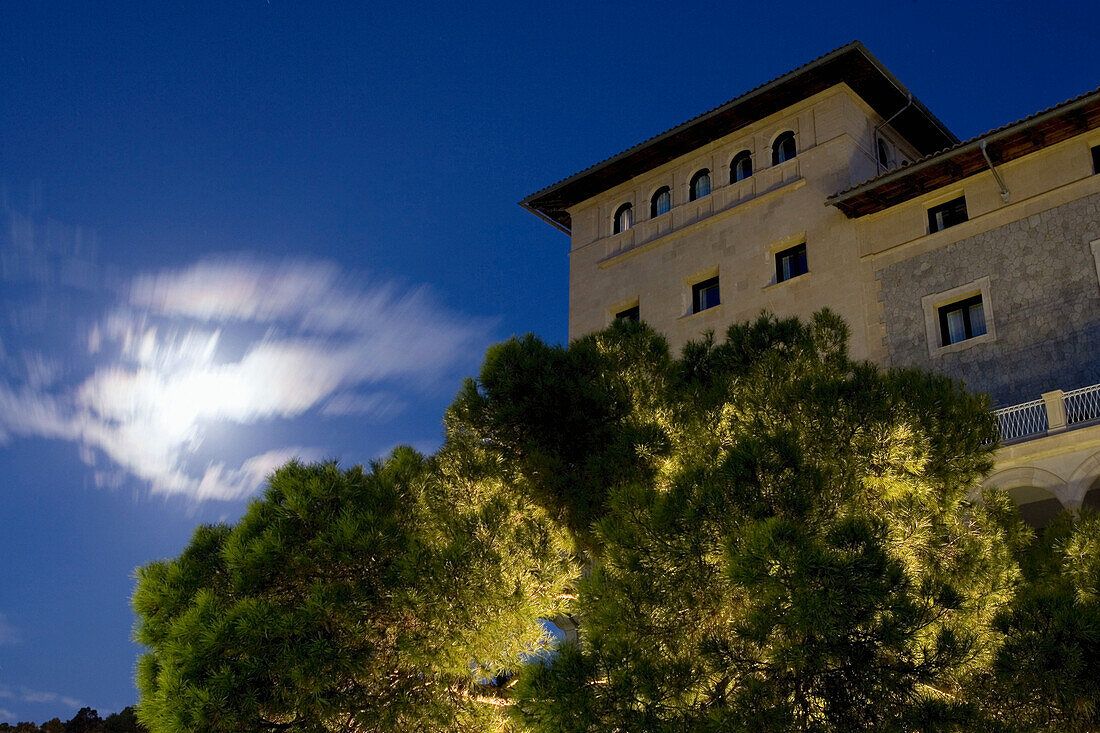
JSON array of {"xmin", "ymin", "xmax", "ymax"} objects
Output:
[{"xmin": 877, "ymin": 191, "xmax": 1100, "ymax": 406}]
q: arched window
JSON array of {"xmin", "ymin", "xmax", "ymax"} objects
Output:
[
  {"xmin": 772, "ymin": 131, "xmax": 797, "ymax": 165},
  {"xmin": 613, "ymin": 202, "xmax": 633, "ymax": 234},
  {"xmin": 876, "ymin": 137, "xmax": 892, "ymax": 170},
  {"xmin": 731, "ymin": 150, "xmax": 753, "ymax": 182},
  {"xmin": 651, "ymin": 186, "xmax": 671, "ymax": 218},
  {"xmin": 689, "ymin": 169, "xmax": 711, "ymax": 201}
]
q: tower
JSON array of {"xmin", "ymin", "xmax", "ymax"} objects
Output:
[{"xmin": 522, "ymin": 42, "xmax": 1100, "ymax": 526}]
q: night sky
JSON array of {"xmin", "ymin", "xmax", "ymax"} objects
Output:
[{"xmin": 1, "ymin": 0, "xmax": 1096, "ymax": 723}]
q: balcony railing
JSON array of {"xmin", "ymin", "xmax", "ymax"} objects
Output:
[
  {"xmin": 1065, "ymin": 383, "xmax": 1100, "ymax": 425},
  {"xmin": 992, "ymin": 381, "xmax": 1100, "ymax": 444},
  {"xmin": 994, "ymin": 399, "xmax": 1048, "ymax": 443}
]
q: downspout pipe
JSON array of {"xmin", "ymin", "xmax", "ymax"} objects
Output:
[
  {"xmin": 873, "ymin": 93, "xmax": 914, "ymax": 175},
  {"xmin": 980, "ymin": 140, "xmax": 1011, "ymax": 203}
]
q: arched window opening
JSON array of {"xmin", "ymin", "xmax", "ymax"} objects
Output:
[
  {"xmin": 689, "ymin": 169, "xmax": 711, "ymax": 201},
  {"xmin": 613, "ymin": 202, "xmax": 633, "ymax": 234},
  {"xmin": 877, "ymin": 137, "xmax": 892, "ymax": 170},
  {"xmin": 772, "ymin": 131, "xmax": 797, "ymax": 165},
  {"xmin": 731, "ymin": 151, "xmax": 753, "ymax": 182},
  {"xmin": 651, "ymin": 187, "xmax": 671, "ymax": 218}
]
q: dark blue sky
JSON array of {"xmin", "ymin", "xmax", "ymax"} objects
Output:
[{"xmin": 1, "ymin": 0, "xmax": 1096, "ymax": 722}]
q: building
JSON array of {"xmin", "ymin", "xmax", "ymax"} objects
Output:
[{"xmin": 521, "ymin": 42, "xmax": 1100, "ymax": 527}]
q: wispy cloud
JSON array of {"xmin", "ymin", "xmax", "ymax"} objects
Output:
[
  {"xmin": 0, "ymin": 684, "xmax": 82, "ymax": 710},
  {"xmin": 321, "ymin": 391, "xmax": 406, "ymax": 418},
  {"xmin": 0, "ymin": 615, "xmax": 18, "ymax": 646},
  {"xmin": 1, "ymin": 211, "xmax": 493, "ymax": 502},
  {"xmin": 193, "ymin": 447, "xmax": 329, "ymax": 502}
]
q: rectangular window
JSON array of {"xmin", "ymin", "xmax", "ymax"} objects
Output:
[
  {"xmin": 927, "ymin": 196, "xmax": 968, "ymax": 233},
  {"xmin": 615, "ymin": 305, "xmax": 640, "ymax": 322},
  {"xmin": 938, "ymin": 294, "xmax": 986, "ymax": 346},
  {"xmin": 1092, "ymin": 145, "xmax": 1100, "ymax": 175},
  {"xmin": 692, "ymin": 276, "xmax": 720, "ymax": 314},
  {"xmin": 775, "ymin": 243, "xmax": 808, "ymax": 283}
]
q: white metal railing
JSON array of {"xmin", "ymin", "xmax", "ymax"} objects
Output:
[
  {"xmin": 1065, "ymin": 383, "xmax": 1100, "ymax": 425},
  {"xmin": 991, "ymin": 381, "xmax": 1100, "ymax": 444},
  {"xmin": 994, "ymin": 399, "xmax": 1048, "ymax": 443}
]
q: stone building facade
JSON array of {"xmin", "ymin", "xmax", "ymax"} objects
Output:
[
  {"xmin": 876, "ymin": 191, "xmax": 1100, "ymax": 406},
  {"xmin": 522, "ymin": 42, "xmax": 1100, "ymax": 527}
]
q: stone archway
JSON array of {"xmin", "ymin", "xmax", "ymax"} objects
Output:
[
  {"xmin": 983, "ymin": 467, "xmax": 1069, "ymax": 529},
  {"xmin": 1081, "ymin": 476, "xmax": 1100, "ymax": 512},
  {"xmin": 1067, "ymin": 451, "xmax": 1100, "ymax": 510}
]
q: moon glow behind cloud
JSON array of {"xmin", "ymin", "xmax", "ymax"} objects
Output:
[{"xmin": 0, "ymin": 249, "xmax": 490, "ymax": 502}]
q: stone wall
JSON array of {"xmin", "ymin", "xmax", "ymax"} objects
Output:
[{"xmin": 877, "ymin": 191, "xmax": 1100, "ymax": 406}]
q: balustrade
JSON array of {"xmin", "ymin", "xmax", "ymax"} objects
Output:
[{"xmin": 993, "ymin": 382, "xmax": 1100, "ymax": 444}]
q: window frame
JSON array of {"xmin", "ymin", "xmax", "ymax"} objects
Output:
[
  {"xmin": 731, "ymin": 150, "xmax": 753, "ymax": 183},
  {"xmin": 689, "ymin": 169, "xmax": 711, "ymax": 202},
  {"xmin": 876, "ymin": 137, "xmax": 892, "ymax": 170},
  {"xmin": 937, "ymin": 294, "xmax": 986, "ymax": 346},
  {"xmin": 651, "ymin": 186, "xmax": 672, "ymax": 218},
  {"xmin": 613, "ymin": 202, "xmax": 633, "ymax": 234},
  {"xmin": 771, "ymin": 131, "xmax": 797, "ymax": 165},
  {"xmin": 775, "ymin": 242, "xmax": 808, "ymax": 283},
  {"xmin": 615, "ymin": 304, "xmax": 640, "ymax": 322},
  {"xmin": 1092, "ymin": 144, "xmax": 1100, "ymax": 175},
  {"xmin": 927, "ymin": 195, "xmax": 968, "ymax": 234},
  {"xmin": 920, "ymin": 277, "xmax": 996, "ymax": 357},
  {"xmin": 691, "ymin": 276, "xmax": 720, "ymax": 314}
]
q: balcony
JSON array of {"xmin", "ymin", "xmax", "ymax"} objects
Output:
[
  {"xmin": 603, "ymin": 159, "xmax": 803, "ymax": 264},
  {"xmin": 994, "ymin": 382, "xmax": 1100, "ymax": 444}
]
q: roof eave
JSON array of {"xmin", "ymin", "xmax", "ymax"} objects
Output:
[
  {"xmin": 521, "ymin": 41, "xmax": 957, "ymax": 235},
  {"xmin": 519, "ymin": 201, "xmax": 572, "ymax": 235},
  {"xmin": 828, "ymin": 88, "xmax": 1100, "ymax": 217}
]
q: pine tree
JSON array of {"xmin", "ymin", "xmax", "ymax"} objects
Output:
[
  {"xmin": 133, "ymin": 311, "xmax": 1097, "ymax": 730},
  {"xmin": 133, "ymin": 449, "xmax": 577, "ymax": 732},
  {"xmin": 978, "ymin": 511, "xmax": 1100, "ymax": 731},
  {"xmin": 499, "ymin": 312, "xmax": 1019, "ymax": 731}
]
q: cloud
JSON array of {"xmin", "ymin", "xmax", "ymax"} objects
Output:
[
  {"xmin": 0, "ymin": 684, "xmax": 82, "ymax": 710},
  {"xmin": 195, "ymin": 447, "xmax": 328, "ymax": 501},
  {"xmin": 321, "ymin": 391, "xmax": 405, "ymax": 418},
  {"xmin": 22, "ymin": 690, "xmax": 81, "ymax": 709},
  {"xmin": 0, "ymin": 246, "xmax": 492, "ymax": 502},
  {"xmin": 19, "ymin": 352, "xmax": 63, "ymax": 389},
  {"xmin": 0, "ymin": 709, "xmax": 15, "ymax": 723},
  {"xmin": 0, "ymin": 615, "xmax": 18, "ymax": 646}
]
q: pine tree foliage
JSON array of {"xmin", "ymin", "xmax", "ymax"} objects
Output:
[
  {"xmin": 132, "ymin": 310, "xmax": 1098, "ymax": 730},
  {"xmin": 133, "ymin": 449, "xmax": 578, "ymax": 732},
  {"xmin": 979, "ymin": 511, "xmax": 1100, "ymax": 731},
  {"xmin": 501, "ymin": 312, "xmax": 1019, "ymax": 731},
  {"xmin": 444, "ymin": 330, "xmax": 672, "ymax": 547}
]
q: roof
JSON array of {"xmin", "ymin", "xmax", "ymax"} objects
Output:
[
  {"xmin": 828, "ymin": 87, "xmax": 1100, "ymax": 217},
  {"xmin": 520, "ymin": 41, "xmax": 959, "ymax": 234}
]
